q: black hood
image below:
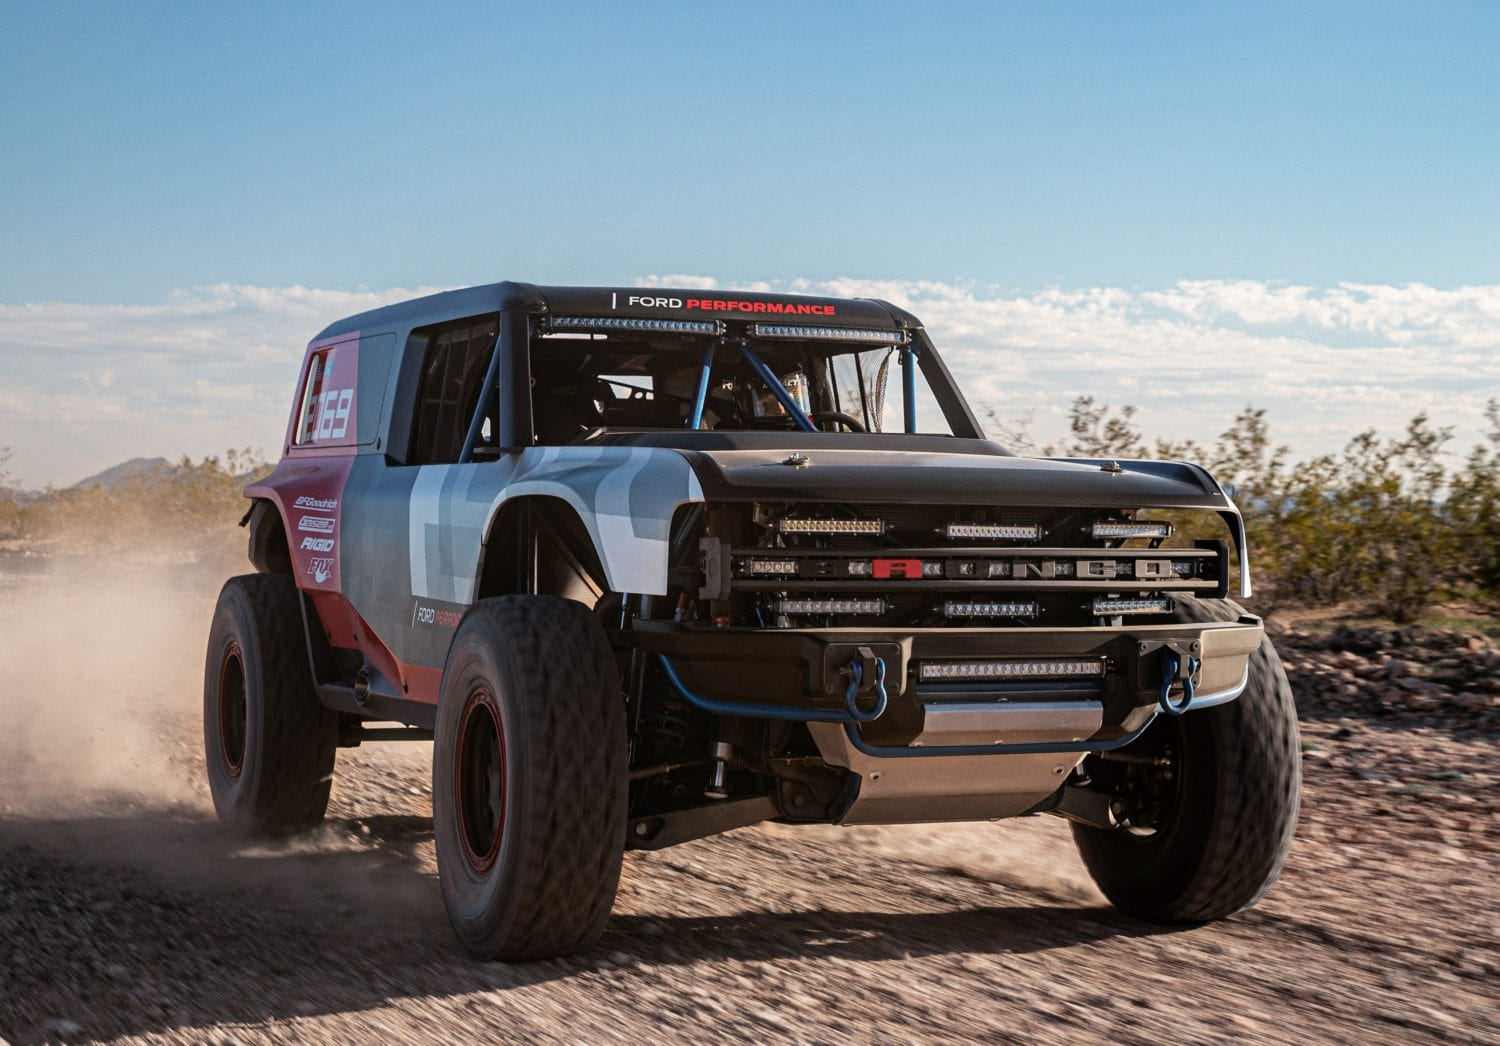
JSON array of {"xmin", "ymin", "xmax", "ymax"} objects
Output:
[{"xmin": 588, "ymin": 431, "xmax": 1228, "ymax": 511}]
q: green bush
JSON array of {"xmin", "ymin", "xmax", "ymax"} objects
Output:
[{"xmin": 985, "ymin": 399, "xmax": 1500, "ymax": 620}]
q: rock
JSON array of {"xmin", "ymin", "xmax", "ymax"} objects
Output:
[{"xmin": 1384, "ymin": 658, "xmax": 1416, "ymax": 678}]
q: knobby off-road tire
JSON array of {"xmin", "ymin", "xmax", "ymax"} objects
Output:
[
  {"xmin": 432, "ymin": 596, "xmax": 627, "ymax": 961},
  {"xmin": 203, "ymin": 573, "xmax": 338, "ymax": 837},
  {"xmin": 1071, "ymin": 595, "xmax": 1301, "ymax": 922}
]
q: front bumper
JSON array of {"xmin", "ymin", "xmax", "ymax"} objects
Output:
[{"xmin": 634, "ymin": 616, "xmax": 1264, "ymax": 746}]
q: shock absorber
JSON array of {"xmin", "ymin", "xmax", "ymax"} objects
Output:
[{"xmin": 705, "ymin": 741, "xmax": 734, "ymax": 800}]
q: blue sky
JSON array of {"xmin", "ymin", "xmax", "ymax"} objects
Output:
[
  {"xmin": 4, "ymin": 2, "xmax": 1497, "ymax": 301},
  {"xmin": 2, "ymin": 3, "xmax": 1498, "ymax": 485}
]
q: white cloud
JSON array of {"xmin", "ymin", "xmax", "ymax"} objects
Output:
[{"xmin": 0, "ymin": 278, "xmax": 1495, "ymax": 487}]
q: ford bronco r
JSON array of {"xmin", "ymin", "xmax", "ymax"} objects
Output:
[{"xmin": 204, "ymin": 282, "xmax": 1300, "ymax": 960}]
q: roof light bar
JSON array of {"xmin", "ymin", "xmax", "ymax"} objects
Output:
[
  {"xmin": 741, "ymin": 558, "xmax": 799, "ymax": 577},
  {"xmin": 1092, "ymin": 597, "xmax": 1174, "ymax": 616},
  {"xmin": 774, "ymin": 597, "xmax": 887, "ymax": 616},
  {"xmin": 943, "ymin": 600, "xmax": 1040, "ymax": 618},
  {"xmin": 779, "ymin": 518, "xmax": 886, "ymax": 536},
  {"xmin": 944, "ymin": 523, "xmax": 1042, "ymax": 541},
  {"xmin": 1092, "ymin": 520, "xmax": 1173, "ymax": 539},
  {"xmin": 919, "ymin": 658, "xmax": 1106, "ymax": 682},
  {"xmin": 749, "ymin": 324, "xmax": 909, "ymax": 345},
  {"xmin": 547, "ymin": 316, "xmax": 724, "ymax": 336}
]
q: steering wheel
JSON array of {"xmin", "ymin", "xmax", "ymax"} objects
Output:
[{"xmin": 811, "ymin": 411, "xmax": 867, "ymax": 433}]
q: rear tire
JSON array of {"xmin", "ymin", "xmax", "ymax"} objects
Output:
[
  {"xmin": 432, "ymin": 596, "xmax": 627, "ymax": 961},
  {"xmin": 1071, "ymin": 596, "xmax": 1300, "ymax": 922},
  {"xmin": 203, "ymin": 573, "xmax": 338, "ymax": 837}
]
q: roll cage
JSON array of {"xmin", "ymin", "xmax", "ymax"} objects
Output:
[{"xmin": 373, "ymin": 284, "xmax": 989, "ymax": 464}]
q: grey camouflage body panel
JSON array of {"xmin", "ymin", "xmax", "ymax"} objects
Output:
[{"xmin": 340, "ymin": 446, "xmax": 704, "ymax": 671}]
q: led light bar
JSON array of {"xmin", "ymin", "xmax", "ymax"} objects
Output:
[
  {"xmin": 741, "ymin": 558, "xmax": 799, "ymax": 576},
  {"xmin": 547, "ymin": 315, "xmax": 724, "ymax": 336},
  {"xmin": 944, "ymin": 523, "xmax": 1042, "ymax": 541},
  {"xmin": 774, "ymin": 597, "xmax": 887, "ymax": 616},
  {"xmin": 1092, "ymin": 520, "xmax": 1173, "ymax": 539},
  {"xmin": 749, "ymin": 323, "xmax": 909, "ymax": 345},
  {"xmin": 943, "ymin": 600, "xmax": 1040, "ymax": 618},
  {"xmin": 1091, "ymin": 597, "xmax": 1174, "ymax": 616},
  {"xmin": 779, "ymin": 518, "xmax": 885, "ymax": 536},
  {"xmin": 919, "ymin": 658, "xmax": 1106, "ymax": 682}
]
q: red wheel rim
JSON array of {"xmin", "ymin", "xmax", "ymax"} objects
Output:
[
  {"xmin": 455, "ymin": 687, "xmax": 505, "ymax": 873},
  {"xmin": 218, "ymin": 641, "xmax": 247, "ymax": 778}
]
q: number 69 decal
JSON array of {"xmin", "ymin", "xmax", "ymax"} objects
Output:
[{"xmin": 316, "ymin": 388, "xmax": 354, "ymax": 440}]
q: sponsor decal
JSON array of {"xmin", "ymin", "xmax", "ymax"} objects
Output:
[
  {"xmin": 300, "ymin": 536, "xmax": 335, "ymax": 553},
  {"xmin": 412, "ymin": 600, "xmax": 462, "ymax": 630},
  {"xmin": 297, "ymin": 515, "xmax": 335, "ymax": 534},
  {"xmin": 294, "ymin": 495, "xmax": 338, "ymax": 511},
  {"xmin": 685, "ymin": 298, "xmax": 835, "ymax": 315},
  {"xmin": 620, "ymin": 294, "xmax": 836, "ymax": 317},
  {"xmin": 307, "ymin": 557, "xmax": 334, "ymax": 584}
]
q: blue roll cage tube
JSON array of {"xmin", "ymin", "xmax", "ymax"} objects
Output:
[
  {"xmin": 658, "ymin": 653, "xmax": 1169, "ymax": 758},
  {"xmin": 682, "ymin": 338, "xmax": 921, "ymax": 434}
]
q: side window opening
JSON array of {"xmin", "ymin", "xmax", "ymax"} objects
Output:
[
  {"xmin": 408, "ymin": 318, "xmax": 498, "ymax": 465},
  {"xmin": 295, "ymin": 352, "xmax": 330, "ymax": 445},
  {"xmin": 295, "ymin": 342, "xmax": 357, "ymax": 446}
]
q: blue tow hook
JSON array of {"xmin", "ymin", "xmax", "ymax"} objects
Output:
[
  {"xmin": 1157, "ymin": 649, "xmax": 1200, "ymax": 716},
  {"xmin": 844, "ymin": 656, "xmax": 889, "ymax": 722}
]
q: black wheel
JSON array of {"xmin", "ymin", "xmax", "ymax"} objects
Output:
[
  {"xmin": 1070, "ymin": 595, "xmax": 1300, "ymax": 922},
  {"xmin": 812, "ymin": 410, "xmax": 866, "ymax": 432},
  {"xmin": 203, "ymin": 573, "xmax": 338, "ymax": 837},
  {"xmin": 432, "ymin": 595, "xmax": 627, "ymax": 961}
]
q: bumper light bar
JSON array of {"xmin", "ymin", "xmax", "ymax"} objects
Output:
[
  {"xmin": 742, "ymin": 558, "xmax": 799, "ymax": 576},
  {"xmin": 547, "ymin": 316, "xmax": 724, "ymax": 336},
  {"xmin": 1092, "ymin": 597, "xmax": 1174, "ymax": 616},
  {"xmin": 919, "ymin": 658, "xmax": 1106, "ymax": 682},
  {"xmin": 779, "ymin": 518, "xmax": 885, "ymax": 536},
  {"xmin": 749, "ymin": 323, "xmax": 908, "ymax": 345},
  {"xmin": 774, "ymin": 597, "xmax": 887, "ymax": 616},
  {"xmin": 1092, "ymin": 520, "xmax": 1173, "ymax": 539},
  {"xmin": 944, "ymin": 600, "xmax": 1039, "ymax": 618},
  {"xmin": 944, "ymin": 522, "xmax": 1042, "ymax": 541}
]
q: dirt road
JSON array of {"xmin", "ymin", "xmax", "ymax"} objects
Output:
[{"xmin": 1, "ymin": 562, "xmax": 1495, "ymax": 1043}]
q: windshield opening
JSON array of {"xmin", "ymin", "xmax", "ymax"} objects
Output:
[{"xmin": 529, "ymin": 331, "xmax": 955, "ymax": 444}]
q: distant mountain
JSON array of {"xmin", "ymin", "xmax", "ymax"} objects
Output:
[{"xmin": 68, "ymin": 457, "xmax": 174, "ymax": 491}]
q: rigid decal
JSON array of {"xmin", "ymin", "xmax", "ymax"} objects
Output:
[{"xmin": 300, "ymin": 536, "xmax": 335, "ymax": 553}]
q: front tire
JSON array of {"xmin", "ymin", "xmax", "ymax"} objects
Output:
[
  {"xmin": 203, "ymin": 573, "xmax": 338, "ymax": 837},
  {"xmin": 1071, "ymin": 596, "xmax": 1301, "ymax": 922},
  {"xmin": 432, "ymin": 596, "xmax": 627, "ymax": 961}
]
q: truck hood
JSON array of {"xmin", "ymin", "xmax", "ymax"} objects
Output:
[{"xmin": 677, "ymin": 445, "xmax": 1231, "ymax": 512}]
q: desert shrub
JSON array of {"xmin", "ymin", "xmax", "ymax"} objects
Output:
[
  {"xmin": 986, "ymin": 399, "xmax": 1497, "ymax": 619},
  {"xmin": 1446, "ymin": 400, "xmax": 1500, "ymax": 597},
  {"xmin": 17, "ymin": 449, "xmax": 270, "ymax": 562}
]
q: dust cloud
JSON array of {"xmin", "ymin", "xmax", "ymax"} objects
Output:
[
  {"xmin": 0, "ymin": 550, "xmax": 1101, "ymax": 903},
  {"xmin": 0, "ymin": 556, "xmax": 226, "ymax": 816}
]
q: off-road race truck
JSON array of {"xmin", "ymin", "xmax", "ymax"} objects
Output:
[{"xmin": 204, "ymin": 282, "xmax": 1300, "ymax": 961}]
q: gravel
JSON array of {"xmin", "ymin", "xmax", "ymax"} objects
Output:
[{"xmin": 1, "ymin": 570, "xmax": 1495, "ymax": 1043}]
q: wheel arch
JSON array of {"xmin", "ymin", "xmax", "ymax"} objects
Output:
[
  {"xmin": 245, "ymin": 498, "xmax": 293, "ymax": 575},
  {"xmin": 475, "ymin": 494, "xmax": 611, "ymax": 604}
]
